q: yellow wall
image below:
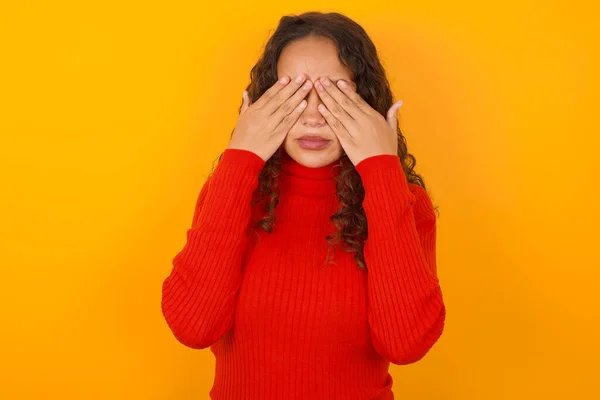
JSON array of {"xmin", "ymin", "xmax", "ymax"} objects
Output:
[{"xmin": 1, "ymin": 1, "xmax": 598, "ymax": 398}]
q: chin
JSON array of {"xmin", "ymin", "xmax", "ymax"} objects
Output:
[{"xmin": 283, "ymin": 138, "xmax": 342, "ymax": 168}]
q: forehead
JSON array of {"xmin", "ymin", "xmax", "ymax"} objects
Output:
[{"xmin": 277, "ymin": 36, "xmax": 353, "ymax": 81}]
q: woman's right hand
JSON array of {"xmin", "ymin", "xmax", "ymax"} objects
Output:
[{"xmin": 227, "ymin": 74, "xmax": 313, "ymax": 162}]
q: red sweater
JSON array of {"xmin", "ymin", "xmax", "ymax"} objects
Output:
[{"xmin": 162, "ymin": 148, "xmax": 445, "ymax": 399}]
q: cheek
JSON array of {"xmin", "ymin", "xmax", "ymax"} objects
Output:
[
  {"xmin": 330, "ymin": 135, "xmax": 342, "ymax": 151},
  {"xmin": 282, "ymin": 135, "xmax": 294, "ymax": 153},
  {"xmin": 290, "ymin": 118, "xmax": 304, "ymax": 132}
]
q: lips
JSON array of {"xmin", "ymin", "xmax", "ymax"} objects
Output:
[
  {"xmin": 296, "ymin": 135, "xmax": 331, "ymax": 150},
  {"xmin": 297, "ymin": 135, "xmax": 330, "ymax": 142}
]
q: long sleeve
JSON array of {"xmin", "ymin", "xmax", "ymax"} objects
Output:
[
  {"xmin": 355, "ymin": 154, "xmax": 446, "ymax": 365},
  {"xmin": 161, "ymin": 148, "xmax": 265, "ymax": 349}
]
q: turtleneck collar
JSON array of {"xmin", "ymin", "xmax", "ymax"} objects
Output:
[{"xmin": 278, "ymin": 149, "xmax": 340, "ymax": 196}]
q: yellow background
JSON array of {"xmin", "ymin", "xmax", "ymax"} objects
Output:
[{"xmin": 1, "ymin": 0, "xmax": 598, "ymax": 398}]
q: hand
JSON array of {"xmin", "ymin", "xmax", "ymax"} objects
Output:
[
  {"xmin": 227, "ymin": 74, "xmax": 313, "ymax": 162},
  {"xmin": 314, "ymin": 77, "xmax": 403, "ymax": 166}
]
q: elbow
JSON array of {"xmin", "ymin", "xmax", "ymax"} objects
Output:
[
  {"xmin": 165, "ymin": 323, "xmax": 212, "ymax": 350},
  {"xmin": 166, "ymin": 323, "xmax": 219, "ymax": 350},
  {"xmin": 161, "ymin": 277, "xmax": 233, "ymax": 350},
  {"xmin": 376, "ymin": 304, "xmax": 446, "ymax": 366},
  {"xmin": 161, "ymin": 300, "xmax": 232, "ymax": 350}
]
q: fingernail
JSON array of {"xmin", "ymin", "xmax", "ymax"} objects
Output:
[
  {"xmin": 303, "ymin": 81, "xmax": 312, "ymax": 90},
  {"xmin": 337, "ymin": 80, "xmax": 347, "ymax": 89},
  {"xmin": 295, "ymin": 74, "xmax": 305, "ymax": 83},
  {"xmin": 315, "ymin": 81, "xmax": 324, "ymax": 91},
  {"xmin": 397, "ymin": 100, "xmax": 403, "ymax": 108},
  {"xmin": 322, "ymin": 77, "xmax": 331, "ymax": 87}
]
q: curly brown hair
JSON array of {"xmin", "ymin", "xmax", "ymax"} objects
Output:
[{"xmin": 211, "ymin": 11, "xmax": 437, "ymax": 271}]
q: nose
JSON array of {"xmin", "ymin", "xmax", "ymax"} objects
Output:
[{"xmin": 299, "ymin": 87, "xmax": 327, "ymax": 128}]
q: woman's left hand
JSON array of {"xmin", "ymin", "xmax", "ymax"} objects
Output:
[{"xmin": 315, "ymin": 77, "xmax": 403, "ymax": 166}]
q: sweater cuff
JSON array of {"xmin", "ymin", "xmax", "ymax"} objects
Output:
[
  {"xmin": 194, "ymin": 149, "xmax": 265, "ymax": 231},
  {"xmin": 220, "ymin": 148, "xmax": 266, "ymax": 177},
  {"xmin": 205, "ymin": 148, "xmax": 265, "ymax": 206},
  {"xmin": 355, "ymin": 154, "xmax": 410, "ymax": 193}
]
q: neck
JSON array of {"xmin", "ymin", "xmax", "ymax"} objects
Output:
[{"xmin": 278, "ymin": 149, "xmax": 340, "ymax": 196}]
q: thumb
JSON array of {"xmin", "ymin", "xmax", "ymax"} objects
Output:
[
  {"xmin": 240, "ymin": 91, "xmax": 251, "ymax": 115},
  {"xmin": 386, "ymin": 99, "xmax": 403, "ymax": 130}
]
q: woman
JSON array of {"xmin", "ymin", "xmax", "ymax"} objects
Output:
[{"xmin": 162, "ymin": 11, "xmax": 446, "ymax": 400}]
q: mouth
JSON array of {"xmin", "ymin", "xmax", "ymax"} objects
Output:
[
  {"xmin": 297, "ymin": 135, "xmax": 330, "ymax": 141},
  {"xmin": 296, "ymin": 135, "xmax": 331, "ymax": 150}
]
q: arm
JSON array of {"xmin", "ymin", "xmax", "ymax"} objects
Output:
[
  {"xmin": 355, "ymin": 154, "xmax": 446, "ymax": 365},
  {"xmin": 161, "ymin": 148, "xmax": 265, "ymax": 349}
]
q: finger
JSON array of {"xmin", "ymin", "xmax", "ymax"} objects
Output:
[
  {"xmin": 317, "ymin": 103, "xmax": 352, "ymax": 140},
  {"xmin": 314, "ymin": 79, "xmax": 356, "ymax": 130},
  {"xmin": 271, "ymin": 79, "xmax": 312, "ymax": 123},
  {"xmin": 264, "ymin": 73, "xmax": 308, "ymax": 115},
  {"xmin": 240, "ymin": 91, "xmax": 250, "ymax": 115},
  {"xmin": 272, "ymin": 99, "xmax": 308, "ymax": 138},
  {"xmin": 318, "ymin": 77, "xmax": 363, "ymax": 119},
  {"xmin": 335, "ymin": 79, "xmax": 374, "ymax": 116},
  {"xmin": 386, "ymin": 99, "xmax": 403, "ymax": 130},
  {"xmin": 252, "ymin": 75, "xmax": 291, "ymax": 109}
]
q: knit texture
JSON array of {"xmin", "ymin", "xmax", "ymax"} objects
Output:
[{"xmin": 161, "ymin": 148, "xmax": 446, "ymax": 399}]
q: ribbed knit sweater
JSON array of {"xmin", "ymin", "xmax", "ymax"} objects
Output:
[{"xmin": 161, "ymin": 148, "xmax": 446, "ymax": 399}]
